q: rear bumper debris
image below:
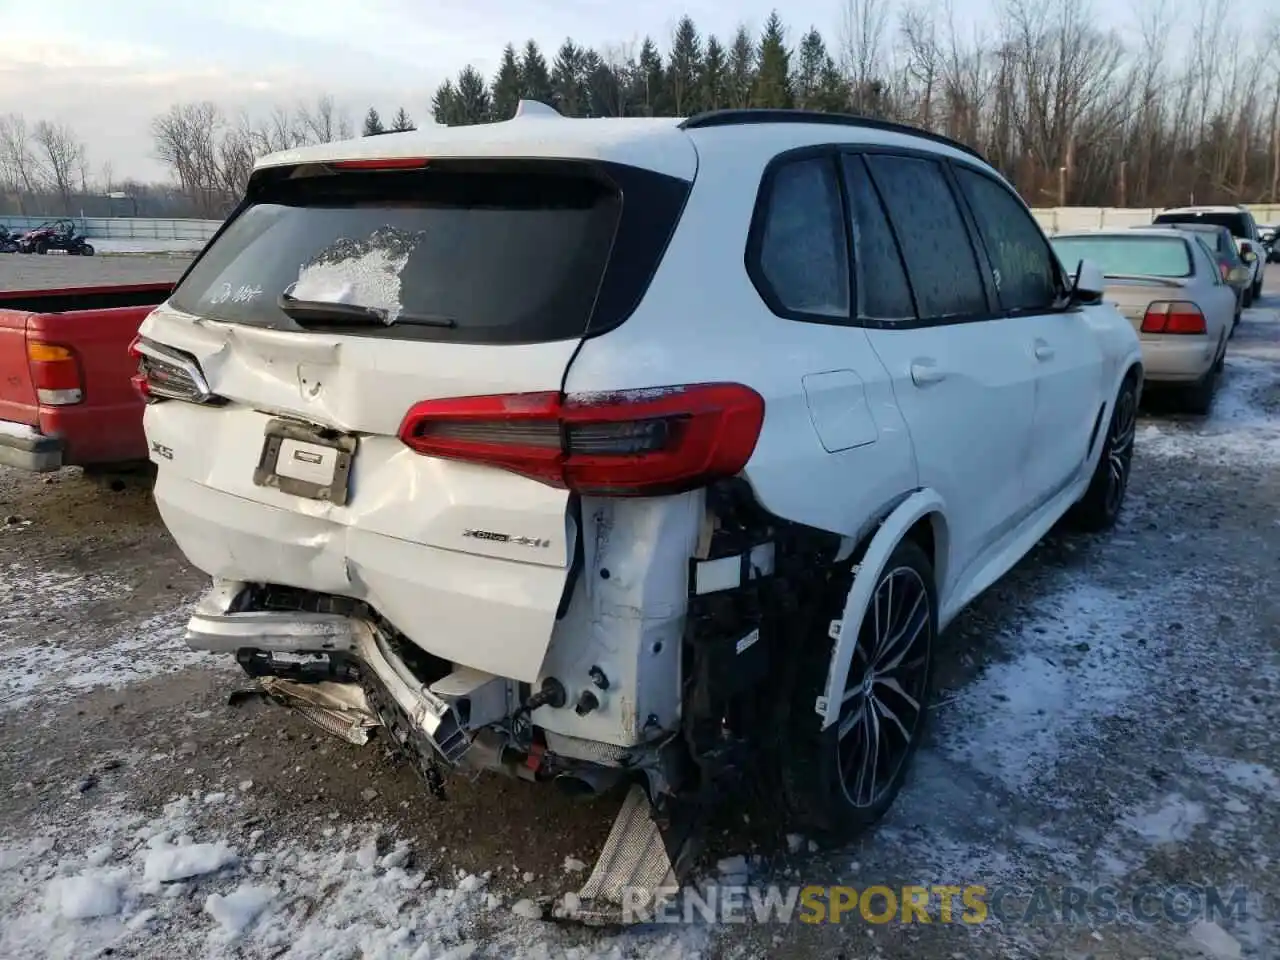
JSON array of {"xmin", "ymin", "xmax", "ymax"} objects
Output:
[
  {"xmin": 257, "ymin": 677, "xmax": 379, "ymax": 745},
  {"xmin": 185, "ymin": 581, "xmax": 470, "ymax": 765}
]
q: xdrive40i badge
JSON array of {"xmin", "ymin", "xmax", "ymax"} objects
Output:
[{"xmin": 462, "ymin": 529, "xmax": 551, "ymax": 549}]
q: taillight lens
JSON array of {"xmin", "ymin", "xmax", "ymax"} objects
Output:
[
  {"xmin": 129, "ymin": 335, "xmax": 220, "ymax": 404},
  {"xmin": 397, "ymin": 383, "xmax": 766, "ymax": 497},
  {"xmin": 27, "ymin": 341, "xmax": 83, "ymax": 405},
  {"xmin": 1141, "ymin": 300, "xmax": 1207, "ymax": 335}
]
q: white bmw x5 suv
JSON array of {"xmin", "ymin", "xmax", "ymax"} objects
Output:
[{"xmin": 135, "ymin": 103, "xmax": 1141, "ymax": 906}]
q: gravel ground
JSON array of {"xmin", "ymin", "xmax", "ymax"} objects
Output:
[
  {"xmin": 0, "ymin": 253, "xmax": 192, "ymax": 289},
  {"xmin": 0, "ymin": 270, "xmax": 1277, "ymax": 959}
]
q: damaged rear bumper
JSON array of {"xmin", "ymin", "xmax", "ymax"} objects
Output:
[{"xmin": 185, "ymin": 581, "xmax": 470, "ymax": 764}]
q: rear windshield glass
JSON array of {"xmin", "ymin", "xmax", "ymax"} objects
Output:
[
  {"xmin": 1050, "ymin": 236, "xmax": 1193, "ymax": 279},
  {"xmin": 169, "ymin": 161, "xmax": 688, "ymax": 344},
  {"xmin": 1152, "ymin": 211, "xmax": 1248, "ymax": 239}
]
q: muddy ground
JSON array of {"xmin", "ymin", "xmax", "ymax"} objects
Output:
[{"xmin": 0, "ymin": 265, "xmax": 1277, "ymax": 958}]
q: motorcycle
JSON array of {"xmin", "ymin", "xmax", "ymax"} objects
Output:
[{"xmin": 0, "ymin": 226, "xmax": 19, "ymax": 254}]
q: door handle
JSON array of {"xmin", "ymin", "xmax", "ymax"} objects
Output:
[
  {"xmin": 909, "ymin": 361, "xmax": 946, "ymax": 386},
  {"xmin": 1033, "ymin": 342, "xmax": 1055, "ymax": 361}
]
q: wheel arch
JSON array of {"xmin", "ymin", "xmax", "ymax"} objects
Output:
[{"xmin": 816, "ymin": 488, "xmax": 948, "ymax": 731}]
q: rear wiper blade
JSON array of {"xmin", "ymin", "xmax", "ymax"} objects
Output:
[{"xmin": 277, "ymin": 292, "xmax": 456, "ymax": 328}]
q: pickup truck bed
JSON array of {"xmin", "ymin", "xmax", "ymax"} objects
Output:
[{"xmin": 0, "ymin": 283, "xmax": 172, "ymax": 471}]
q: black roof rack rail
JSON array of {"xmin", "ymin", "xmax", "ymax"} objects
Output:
[{"xmin": 677, "ymin": 109, "xmax": 987, "ymax": 162}]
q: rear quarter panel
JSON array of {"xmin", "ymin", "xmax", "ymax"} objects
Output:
[
  {"xmin": 28, "ymin": 304, "xmax": 159, "ymax": 463},
  {"xmin": 0, "ymin": 309, "xmax": 38, "ymax": 428}
]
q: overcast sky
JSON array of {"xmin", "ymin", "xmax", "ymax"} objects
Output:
[{"xmin": 3, "ymin": 0, "xmax": 1146, "ymax": 183}]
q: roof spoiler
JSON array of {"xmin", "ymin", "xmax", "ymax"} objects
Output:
[{"xmin": 513, "ymin": 100, "xmax": 562, "ymax": 119}]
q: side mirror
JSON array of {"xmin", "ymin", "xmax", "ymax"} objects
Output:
[
  {"xmin": 1228, "ymin": 265, "xmax": 1251, "ymax": 285},
  {"xmin": 1242, "ymin": 249, "xmax": 1258, "ymax": 264},
  {"xmin": 1070, "ymin": 258, "xmax": 1105, "ymax": 304}
]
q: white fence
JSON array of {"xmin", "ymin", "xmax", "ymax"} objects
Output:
[
  {"xmin": 1031, "ymin": 205, "xmax": 1280, "ymax": 233},
  {"xmin": 0, "ymin": 216, "xmax": 221, "ymax": 241},
  {"xmin": 5, "ymin": 207, "xmax": 1280, "ymax": 245}
]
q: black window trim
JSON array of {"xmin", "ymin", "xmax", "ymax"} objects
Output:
[{"xmin": 744, "ymin": 145, "xmax": 856, "ymax": 327}]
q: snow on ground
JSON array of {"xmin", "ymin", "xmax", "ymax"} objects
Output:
[
  {"xmin": 0, "ymin": 568, "xmax": 209, "ymax": 712},
  {"xmin": 92, "ymin": 238, "xmax": 206, "ymax": 255},
  {"xmin": 1140, "ymin": 309, "xmax": 1280, "ymax": 466},
  {"xmin": 0, "ymin": 790, "xmax": 709, "ymax": 959}
]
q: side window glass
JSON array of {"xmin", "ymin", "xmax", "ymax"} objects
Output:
[
  {"xmin": 754, "ymin": 156, "xmax": 849, "ymax": 319},
  {"xmin": 954, "ymin": 166, "xmax": 1059, "ymax": 312},
  {"xmin": 864, "ymin": 155, "xmax": 988, "ymax": 319},
  {"xmin": 840, "ymin": 155, "xmax": 916, "ymax": 321}
]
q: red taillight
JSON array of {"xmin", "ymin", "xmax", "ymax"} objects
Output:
[
  {"xmin": 27, "ymin": 341, "xmax": 83, "ymax": 405},
  {"xmin": 129, "ymin": 334, "xmax": 219, "ymax": 404},
  {"xmin": 128, "ymin": 335, "xmax": 150, "ymax": 400},
  {"xmin": 397, "ymin": 384, "xmax": 766, "ymax": 497},
  {"xmin": 329, "ymin": 158, "xmax": 429, "ymax": 171},
  {"xmin": 1141, "ymin": 300, "xmax": 1206, "ymax": 335}
]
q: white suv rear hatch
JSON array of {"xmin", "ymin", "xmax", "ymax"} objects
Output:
[{"xmin": 140, "ymin": 148, "xmax": 693, "ymax": 681}]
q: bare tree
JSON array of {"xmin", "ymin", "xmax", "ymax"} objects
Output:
[
  {"xmin": 31, "ymin": 121, "xmax": 86, "ymax": 214},
  {"xmin": 0, "ymin": 114, "xmax": 41, "ymax": 212},
  {"xmin": 297, "ymin": 95, "xmax": 353, "ymax": 144}
]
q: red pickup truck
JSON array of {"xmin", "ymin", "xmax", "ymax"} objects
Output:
[{"xmin": 0, "ymin": 283, "xmax": 171, "ymax": 471}]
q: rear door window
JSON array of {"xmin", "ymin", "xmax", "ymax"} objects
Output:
[
  {"xmin": 169, "ymin": 161, "xmax": 688, "ymax": 344},
  {"xmin": 863, "ymin": 154, "xmax": 989, "ymax": 320}
]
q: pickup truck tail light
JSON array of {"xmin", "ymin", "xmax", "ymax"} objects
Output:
[
  {"xmin": 397, "ymin": 383, "xmax": 765, "ymax": 497},
  {"xmin": 27, "ymin": 342, "xmax": 83, "ymax": 405},
  {"xmin": 1141, "ymin": 301, "xmax": 1207, "ymax": 335},
  {"xmin": 129, "ymin": 335, "xmax": 221, "ymax": 404}
]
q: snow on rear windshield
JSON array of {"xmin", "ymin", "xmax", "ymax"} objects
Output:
[
  {"xmin": 1050, "ymin": 236, "xmax": 1193, "ymax": 279},
  {"xmin": 169, "ymin": 167, "xmax": 623, "ymax": 344},
  {"xmin": 287, "ymin": 226, "xmax": 426, "ymax": 324}
]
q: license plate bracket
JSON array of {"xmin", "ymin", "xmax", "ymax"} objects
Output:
[{"xmin": 253, "ymin": 418, "xmax": 358, "ymax": 506}]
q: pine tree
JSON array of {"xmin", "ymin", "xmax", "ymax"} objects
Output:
[
  {"xmin": 666, "ymin": 16, "xmax": 703, "ymax": 116},
  {"xmin": 727, "ymin": 26, "xmax": 756, "ymax": 109},
  {"xmin": 551, "ymin": 39, "xmax": 588, "ymax": 117},
  {"xmin": 753, "ymin": 11, "xmax": 793, "ymax": 109},
  {"xmin": 700, "ymin": 35, "xmax": 727, "ymax": 112},
  {"xmin": 456, "ymin": 65, "xmax": 492, "ymax": 124},
  {"xmin": 519, "ymin": 40, "xmax": 554, "ymax": 104},
  {"xmin": 795, "ymin": 28, "xmax": 827, "ymax": 110},
  {"xmin": 390, "ymin": 107, "xmax": 416, "ymax": 132},
  {"xmin": 635, "ymin": 37, "xmax": 667, "ymax": 116},
  {"xmin": 431, "ymin": 82, "xmax": 460, "ymax": 126},
  {"xmin": 816, "ymin": 55, "xmax": 851, "ymax": 114},
  {"xmin": 362, "ymin": 107, "xmax": 386, "ymax": 136},
  {"xmin": 581, "ymin": 50, "xmax": 610, "ymax": 116},
  {"xmin": 492, "ymin": 43, "xmax": 522, "ymax": 120}
]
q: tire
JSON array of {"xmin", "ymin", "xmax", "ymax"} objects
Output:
[
  {"xmin": 777, "ymin": 538, "xmax": 936, "ymax": 844},
  {"xmin": 1181, "ymin": 350, "xmax": 1222, "ymax": 416},
  {"xmin": 80, "ymin": 244, "xmax": 94, "ymax": 256},
  {"xmin": 1251, "ymin": 277, "xmax": 1263, "ymax": 302},
  {"xmin": 1068, "ymin": 373, "xmax": 1138, "ymax": 532},
  {"xmin": 35, "ymin": 241, "xmax": 47, "ymax": 255},
  {"xmin": 1243, "ymin": 285, "xmax": 1254, "ymax": 308}
]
